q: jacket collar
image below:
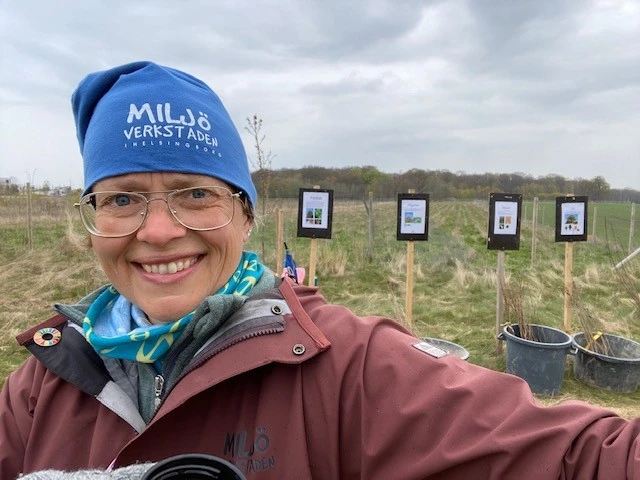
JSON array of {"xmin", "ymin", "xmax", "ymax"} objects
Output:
[
  {"xmin": 151, "ymin": 278, "xmax": 331, "ymax": 419},
  {"xmin": 16, "ymin": 277, "xmax": 332, "ymax": 404}
]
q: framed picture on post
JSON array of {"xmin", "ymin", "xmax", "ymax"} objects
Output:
[
  {"xmin": 297, "ymin": 188, "xmax": 334, "ymax": 239},
  {"xmin": 396, "ymin": 193, "xmax": 429, "ymax": 241},
  {"xmin": 487, "ymin": 193, "xmax": 522, "ymax": 250},
  {"xmin": 555, "ymin": 196, "xmax": 588, "ymax": 242}
]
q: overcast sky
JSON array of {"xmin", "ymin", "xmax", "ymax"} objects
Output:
[{"xmin": 1, "ymin": 0, "xmax": 639, "ymax": 191}]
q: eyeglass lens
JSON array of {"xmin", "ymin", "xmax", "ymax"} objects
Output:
[{"xmin": 78, "ymin": 187, "xmax": 236, "ymax": 236}]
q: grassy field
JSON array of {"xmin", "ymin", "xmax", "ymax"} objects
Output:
[{"xmin": 1, "ymin": 195, "xmax": 639, "ymax": 417}]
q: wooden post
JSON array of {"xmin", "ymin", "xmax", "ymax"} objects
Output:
[
  {"xmin": 496, "ymin": 250, "xmax": 505, "ymax": 354},
  {"xmin": 405, "ymin": 188, "xmax": 415, "ymax": 327},
  {"xmin": 308, "ymin": 238, "xmax": 317, "ymax": 286},
  {"xmin": 563, "ymin": 242, "xmax": 573, "ymax": 332},
  {"xmin": 367, "ymin": 191, "xmax": 374, "ymax": 261},
  {"xmin": 26, "ymin": 182, "xmax": 33, "ymax": 250},
  {"xmin": 531, "ymin": 197, "xmax": 538, "ymax": 266},
  {"xmin": 275, "ymin": 208, "xmax": 283, "ymax": 275},
  {"xmin": 592, "ymin": 205, "xmax": 597, "ymax": 242},
  {"xmin": 406, "ymin": 241, "xmax": 415, "ymax": 328},
  {"xmin": 629, "ymin": 203, "xmax": 636, "ymax": 255},
  {"xmin": 307, "ymin": 185, "xmax": 320, "ymax": 286}
]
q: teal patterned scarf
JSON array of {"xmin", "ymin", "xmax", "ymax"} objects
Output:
[{"xmin": 83, "ymin": 251, "xmax": 264, "ymax": 363}]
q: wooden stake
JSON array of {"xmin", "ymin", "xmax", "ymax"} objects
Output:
[
  {"xmin": 405, "ymin": 240, "xmax": 414, "ymax": 328},
  {"xmin": 531, "ymin": 197, "xmax": 538, "ymax": 266},
  {"xmin": 496, "ymin": 250, "xmax": 505, "ymax": 354},
  {"xmin": 563, "ymin": 242, "xmax": 573, "ymax": 332},
  {"xmin": 26, "ymin": 182, "xmax": 33, "ymax": 251},
  {"xmin": 592, "ymin": 205, "xmax": 597, "ymax": 242},
  {"xmin": 404, "ymin": 188, "xmax": 416, "ymax": 328},
  {"xmin": 308, "ymin": 238, "xmax": 317, "ymax": 286},
  {"xmin": 275, "ymin": 208, "xmax": 283, "ymax": 275},
  {"xmin": 367, "ymin": 191, "xmax": 374, "ymax": 261},
  {"xmin": 308, "ymin": 185, "xmax": 320, "ymax": 286},
  {"xmin": 629, "ymin": 203, "xmax": 636, "ymax": 255}
]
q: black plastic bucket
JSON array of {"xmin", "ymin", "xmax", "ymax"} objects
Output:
[
  {"xmin": 422, "ymin": 338, "xmax": 470, "ymax": 361},
  {"xmin": 498, "ymin": 324, "xmax": 572, "ymax": 396},
  {"xmin": 572, "ymin": 332, "xmax": 640, "ymax": 393}
]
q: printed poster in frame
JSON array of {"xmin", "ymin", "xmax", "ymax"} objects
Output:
[
  {"xmin": 555, "ymin": 196, "xmax": 588, "ymax": 242},
  {"xmin": 297, "ymin": 188, "xmax": 334, "ymax": 239},
  {"xmin": 487, "ymin": 193, "xmax": 522, "ymax": 250},
  {"xmin": 396, "ymin": 193, "xmax": 429, "ymax": 241}
]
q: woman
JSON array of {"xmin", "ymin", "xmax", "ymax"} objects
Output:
[{"xmin": 2, "ymin": 61, "xmax": 640, "ymax": 479}]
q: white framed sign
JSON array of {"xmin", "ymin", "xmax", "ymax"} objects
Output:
[
  {"xmin": 487, "ymin": 193, "xmax": 522, "ymax": 250},
  {"xmin": 397, "ymin": 193, "xmax": 429, "ymax": 241},
  {"xmin": 555, "ymin": 196, "xmax": 588, "ymax": 242},
  {"xmin": 493, "ymin": 201, "xmax": 519, "ymax": 235},
  {"xmin": 297, "ymin": 188, "xmax": 334, "ymax": 239}
]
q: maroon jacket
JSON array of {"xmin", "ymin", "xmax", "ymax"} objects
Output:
[{"xmin": 2, "ymin": 279, "xmax": 640, "ymax": 479}]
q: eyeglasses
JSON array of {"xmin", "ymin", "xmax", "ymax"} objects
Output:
[{"xmin": 74, "ymin": 186, "xmax": 241, "ymax": 238}]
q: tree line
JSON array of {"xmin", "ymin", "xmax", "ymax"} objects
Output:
[
  {"xmin": 2, "ymin": 167, "xmax": 638, "ymax": 204},
  {"xmin": 252, "ymin": 166, "xmax": 640, "ymax": 203}
]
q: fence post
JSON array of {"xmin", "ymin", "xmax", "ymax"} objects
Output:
[
  {"xmin": 367, "ymin": 191, "xmax": 374, "ymax": 261},
  {"xmin": 496, "ymin": 250, "xmax": 505, "ymax": 354},
  {"xmin": 629, "ymin": 203, "xmax": 636, "ymax": 254},
  {"xmin": 405, "ymin": 189, "xmax": 415, "ymax": 328},
  {"xmin": 26, "ymin": 182, "xmax": 33, "ymax": 250},
  {"xmin": 307, "ymin": 185, "xmax": 320, "ymax": 287},
  {"xmin": 531, "ymin": 197, "xmax": 538, "ymax": 266},
  {"xmin": 275, "ymin": 208, "xmax": 283, "ymax": 274},
  {"xmin": 563, "ymin": 242, "xmax": 573, "ymax": 332}
]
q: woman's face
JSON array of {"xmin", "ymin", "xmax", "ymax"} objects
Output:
[{"xmin": 90, "ymin": 172, "xmax": 252, "ymax": 324}]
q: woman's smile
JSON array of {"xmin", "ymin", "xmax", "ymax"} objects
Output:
[{"xmin": 137, "ymin": 255, "xmax": 201, "ymax": 275}]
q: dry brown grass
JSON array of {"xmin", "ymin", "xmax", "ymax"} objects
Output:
[
  {"xmin": 317, "ymin": 241, "xmax": 349, "ymax": 276},
  {"xmin": 0, "ymin": 195, "xmax": 72, "ymax": 224},
  {"xmin": 0, "ymin": 226, "xmax": 105, "ymax": 345}
]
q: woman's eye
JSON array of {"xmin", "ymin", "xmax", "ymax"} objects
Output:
[
  {"xmin": 114, "ymin": 194, "xmax": 132, "ymax": 206},
  {"xmin": 191, "ymin": 189, "xmax": 208, "ymax": 199}
]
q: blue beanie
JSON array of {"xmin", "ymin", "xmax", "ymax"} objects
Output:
[{"xmin": 71, "ymin": 61, "xmax": 257, "ymax": 208}]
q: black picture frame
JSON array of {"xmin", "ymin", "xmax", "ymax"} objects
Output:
[
  {"xmin": 396, "ymin": 193, "xmax": 429, "ymax": 241},
  {"xmin": 487, "ymin": 193, "xmax": 522, "ymax": 251},
  {"xmin": 555, "ymin": 196, "xmax": 588, "ymax": 242},
  {"xmin": 297, "ymin": 188, "xmax": 334, "ymax": 239}
]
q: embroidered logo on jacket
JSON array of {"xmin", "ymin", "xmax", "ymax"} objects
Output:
[{"xmin": 224, "ymin": 427, "xmax": 275, "ymax": 475}]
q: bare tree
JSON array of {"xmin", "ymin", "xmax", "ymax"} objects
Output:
[{"xmin": 245, "ymin": 114, "xmax": 276, "ymax": 258}]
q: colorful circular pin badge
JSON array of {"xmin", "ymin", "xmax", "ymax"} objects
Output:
[{"xmin": 33, "ymin": 327, "xmax": 62, "ymax": 347}]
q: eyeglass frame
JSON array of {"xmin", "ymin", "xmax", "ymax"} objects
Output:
[{"xmin": 74, "ymin": 185, "xmax": 245, "ymax": 238}]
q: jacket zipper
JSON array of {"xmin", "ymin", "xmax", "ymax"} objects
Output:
[
  {"xmin": 151, "ymin": 324, "xmax": 282, "ymax": 416},
  {"xmin": 154, "ymin": 374, "xmax": 165, "ymax": 410}
]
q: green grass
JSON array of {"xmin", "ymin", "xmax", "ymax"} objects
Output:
[
  {"xmin": 524, "ymin": 200, "xmax": 640, "ymax": 252},
  {"xmin": 2, "ymin": 197, "xmax": 640, "ymax": 418}
]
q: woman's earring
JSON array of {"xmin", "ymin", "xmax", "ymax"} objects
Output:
[{"xmin": 244, "ymin": 229, "xmax": 252, "ymax": 242}]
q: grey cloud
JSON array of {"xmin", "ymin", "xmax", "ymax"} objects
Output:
[
  {"xmin": 300, "ymin": 75, "xmax": 386, "ymax": 96},
  {"xmin": 0, "ymin": 0, "xmax": 639, "ymax": 189}
]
